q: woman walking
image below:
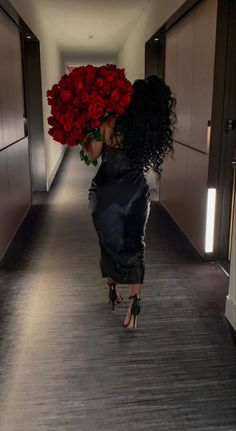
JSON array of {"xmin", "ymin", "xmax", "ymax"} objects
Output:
[{"xmin": 83, "ymin": 75, "xmax": 176, "ymax": 329}]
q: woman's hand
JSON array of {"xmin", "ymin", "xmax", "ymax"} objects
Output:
[
  {"xmin": 83, "ymin": 127, "xmax": 104, "ymax": 161},
  {"xmin": 83, "ymin": 116, "xmax": 118, "ymax": 161}
]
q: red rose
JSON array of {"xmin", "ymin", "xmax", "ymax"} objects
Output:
[
  {"xmin": 106, "ymin": 64, "xmax": 117, "ymax": 71},
  {"xmin": 75, "ymin": 121, "xmax": 82, "ymax": 132},
  {"xmin": 51, "ymin": 107, "xmax": 59, "ymax": 116},
  {"xmin": 61, "ymin": 90, "xmax": 72, "ymax": 102},
  {"xmin": 98, "ymin": 66, "xmax": 107, "ymax": 76},
  {"xmin": 121, "ymin": 94, "xmax": 131, "ymax": 107},
  {"xmin": 88, "ymin": 96, "xmax": 105, "ymax": 119},
  {"xmin": 117, "ymin": 69, "xmax": 125, "ymax": 80},
  {"xmin": 110, "ymin": 89, "xmax": 120, "ymax": 102},
  {"xmin": 124, "ymin": 82, "xmax": 133, "ymax": 93},
  {"xmin": 47, "ymin": 64, "xmax": 132, "ymax": 152},
  {"xmin": 98, "ymin": 88, "xmax": 106, "ymax": 97},
  {"xmin": 98, "ymin": 78, "xmax": 108, "ymax": 91},
  {"xmin": 66, "ymin": 136, "xmax": 77, "ymax": 146},
  {"xmin": 75, "ymin": 80, "xmax": 84, "ymax": 94},
  {"xmin": 107, "ymin": 101, "xmax": 116, "ymax": 112},
  {"xmin": 90, "ymin": 119, "xmax": 102, "ymax": 129},
  {"xmin": 63, "ymin": 123, "xmax": 72, "ymax": 132},
  {"xmin": 59, "ymin": 115, "xmax": 65, "ymax": 124},
  {"xmin": 95, "ymin": 78, "xmax": 104, "ymax": 87},
  {"xmin": 50, "ymin": 129, "xmax": 65, "ymax": 143},
  {"xmin": 116, "ymin": 104, "xmax": 127, "ymax": 115},
  {"xmin": 115, "ymin": 80, "xmax": 124, "ymax": 90},
  {"xmin": 81, "ymin": 91, "xmax": 89, "ymax": 102},
  {"xmin": 65, "ymin": 112, "xmax": 74, "ymax": 122},
  {"xmin": 47, "ymin": 116, "xmax": 56, "ymax": 126},
  {"xmin": 106, "ymin": 73, "xmax": 115, "ymax": 82},
  {"xmin": 85, "ymin": 67, "xmax": 97, "ymax": 86},
  {"xmin": 73, "ymin": 97, "xmax": 80, "ymax": 107},
  {"xmin": 47, "ymin": 84, "xmax": 59, "ymax": 97}
]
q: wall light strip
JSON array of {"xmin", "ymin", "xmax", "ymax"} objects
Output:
[{"xmin": 205, "ymin": 188, "xmax": 216, "ymax": 252}]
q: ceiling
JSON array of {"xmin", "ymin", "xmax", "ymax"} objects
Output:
[{"xmin": 33, "ymin": 0, "xmax": 151, "ymax": 54}]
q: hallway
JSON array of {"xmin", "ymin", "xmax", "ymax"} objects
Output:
[{"xmin": 0, "ymin": 148, "xmax": 235, "ymax": 430}]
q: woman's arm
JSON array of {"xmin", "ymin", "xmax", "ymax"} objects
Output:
[
  {"xmin": 83, "ymin": 116, "xmax": 118, "ymax": 160},
  {"xmin": 83, "ymin": 126, "xmax": 104, "ymax": 161}
]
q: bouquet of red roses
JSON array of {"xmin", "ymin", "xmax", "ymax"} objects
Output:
[{"xmin": 46, "ymin": 64, "xmax": 133, "ymax": 165}]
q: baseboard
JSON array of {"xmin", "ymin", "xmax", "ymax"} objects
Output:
[
  {"xmin": 0, "ymin": 204, "xmax": 31, "ymax": 263},
  {"xmin": 225, "ymin": 296, "xmax": 236, "ymax": 331},
  {"xmin": 47, "ymin": 146, "xmax": 67, "ymax": 191}
]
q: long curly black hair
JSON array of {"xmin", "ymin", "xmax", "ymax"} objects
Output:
[{"xmin": 109, "ymin": 74, "xmax": 176, "ymax": 178}]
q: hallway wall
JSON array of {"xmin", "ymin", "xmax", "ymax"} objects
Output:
[
  {"xmin": 10, "ymin": 0, "xmax": 66, "ymax": 191},
  {"xmin": 117, "ymin": 0, "xmax": 186, "ymax": 199},
  {"xmin": 0, "ymin": 8, "xmax": 32, "ymax": 260},
  {"xmin": 161, "ymin": 0, "xmax": 217, "ymax": 257},
  {"xmin": 225, "ymin": 184, "xmax": 236, "ymax": 330},
  {"xmin": 118, "ymin": 0, "xmax": 185, "ymax": 81},
  {"xmin": 60, "ymin": 51, "xmax": 118, "ymax": 73}
]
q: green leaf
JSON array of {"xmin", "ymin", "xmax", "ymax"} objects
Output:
[
  {"xmin": 87, "ymin": 128, "xmax": 103, "ymax": 142},
  {"xmin": 79, "ymin": 139, "xmax": 98, "ymax": 167},
  {"xmin": 84, "ymin": 157, "xmax": 91, "ymax": 165},
  {"xmin": 93, "ymin": 130, "xmax": 103, "ymax": 141},
  {"xmin": 80, "ymin": 148, "xmax": 85, "ymax": 160}
]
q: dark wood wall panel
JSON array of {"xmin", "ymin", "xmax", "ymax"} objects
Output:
[
  {"xmin": 189, "ymin": 0, "xmax": 217, "ymax": 153},
  {"xmin": 0, "ymin": 6, "xmax": 31, "ymax": 261},
  {"xmin": 161, "ymin": 0, "xmax": 218, "ymax": 258},
  {"xmin": 0, "ymin": 138, "xmax": 31, "ymax": 260},
  {"xmin": 0, "ymin": 8, "xmax": 25, "ymax": 148},
  {"xmin": 175, "ymin": 10, "xmax": 195, "ymax": 145},
  {"xmin": 0, "ymin": 10, "xmax": 15, "ymax": 146},
  {"xmin": 0, "ymin": 150, "xmax": 11, "ymax": 253},
  {"xmin": 6, "ymin": 142, "xmax": 24, "ymax": 224},
  {"xmin": 11, "ymin": 23, "xmax": 25, "ymax": 140},
  {"xmin": 19, "ymin": 138, "xmax": 32, "ymax": 212}
]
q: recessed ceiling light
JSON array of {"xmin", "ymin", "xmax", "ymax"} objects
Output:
[
  {"xmin": 26, "ymin": 35, "xmax": 32, "ymax": 39},
  {"xmin": 154, "ymin": 37, "xmax": 159, "ymax": 41}
]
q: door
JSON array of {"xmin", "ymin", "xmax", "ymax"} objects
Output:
[{"xmin": 217, "ymin": 0, "xmax": 236, "ymax": 265}]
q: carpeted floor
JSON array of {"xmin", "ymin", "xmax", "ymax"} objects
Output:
[{"xmin": 0, "ymin": 147, "xmax": 235, "ymax": 431}]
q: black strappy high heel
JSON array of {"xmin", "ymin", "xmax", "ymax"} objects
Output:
[
  {"xmin": 108, "ymin": 283, "xmax": 123, "ymax": 311},
  {"xmin": 123, "ymin": 294, "xmax": 141, "ymax": 329}
]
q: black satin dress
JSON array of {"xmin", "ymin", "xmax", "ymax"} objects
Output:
[{"xmin": 88, "ymin": 143, "xmax": 151, "ymax": 284}]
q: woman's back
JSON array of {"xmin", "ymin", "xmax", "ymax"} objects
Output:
[
  {"xmin": 101, "ymin": 142, "xmax": 144, "ymax": 183},
  {"xmin": 93, "ymin": 117, "xmax": 145, "ymax": 185}
]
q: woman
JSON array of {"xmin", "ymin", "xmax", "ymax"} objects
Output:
[{"xmin": 83, "ymin": 75, "xmax": 176, "ymax": 329}]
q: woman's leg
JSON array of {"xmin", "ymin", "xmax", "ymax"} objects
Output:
[
  {"xmin": 123, "ymin": 283, "xmax": 142, "ymax": 326},
  {"xmin": 107, "ymin": 276, "xmax": 115, "ymax": 285},
  {"xmin": 129, "ymin": 283, "xmax": 142, "ymax": 297},
  {"xmin": 107, "ymin": 276, "xmax": 122, "ymax": 302}
]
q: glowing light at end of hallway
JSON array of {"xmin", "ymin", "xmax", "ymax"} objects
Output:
[{"xmin": 205, "ymin": 188, "xmax": 216, "ymax": 253}]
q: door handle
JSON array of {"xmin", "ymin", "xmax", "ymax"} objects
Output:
[{"xmin": 226, "ymin": 119, "xmax": 236, "ymax": 132}]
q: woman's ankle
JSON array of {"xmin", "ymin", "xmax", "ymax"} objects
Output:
[
  {"xmin": 107, "ymin": 277, "xmax": 116, "ymax": 285},
  {"xmin": 129, "ymin": 284, "xmax": 142, "ymax": 298}
]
